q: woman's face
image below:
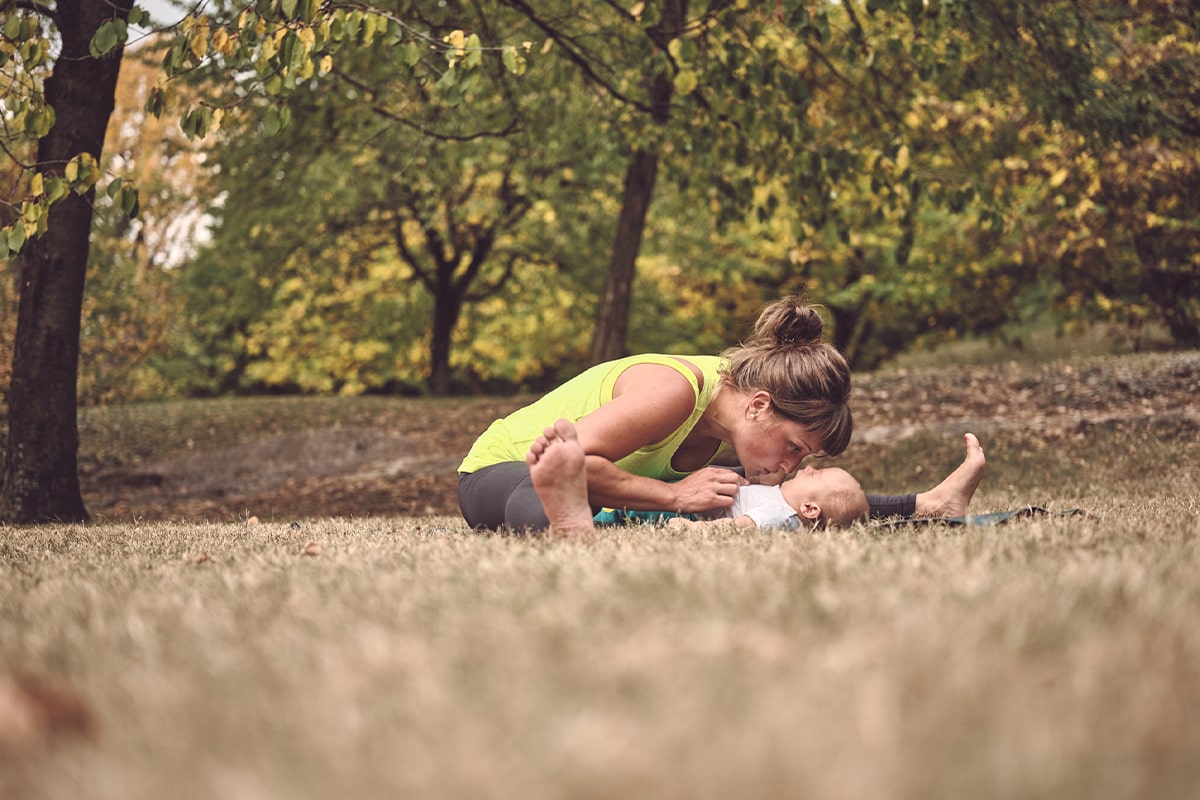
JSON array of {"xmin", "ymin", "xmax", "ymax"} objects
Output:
[{"xmin": 732, "ymin": 395, "xmax": 825, "ymax": 479}]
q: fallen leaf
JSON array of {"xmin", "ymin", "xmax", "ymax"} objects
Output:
[{"xmin": 0, "ymin": 672, "xmax": 96, "ymax": 757}]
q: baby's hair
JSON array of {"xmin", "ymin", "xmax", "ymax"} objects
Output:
[
  {"xmin": 818, "ymin": 485, "xmax": 870, "ymax": 528},
  {"xmin": 721, "ymin": 296, "xmax": 853, "ymax": 456}
]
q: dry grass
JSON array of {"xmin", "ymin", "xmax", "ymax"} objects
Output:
[
  {"xmin": 5, "ymin": 344, "xmax": 1200, "ymax": 798},
  {"xmin": 3, "ymin": 412, "xmax": 1199, "ymax": 799}
]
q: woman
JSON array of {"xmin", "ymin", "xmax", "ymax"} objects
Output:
[{"xmin": 458, "ymin": 296, "xmax": 983, "ymax": 532}]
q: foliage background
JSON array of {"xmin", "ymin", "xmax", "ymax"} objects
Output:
[{"xmin": 4, "ymin": 0, "xmax": 1195, "ymax": 407}]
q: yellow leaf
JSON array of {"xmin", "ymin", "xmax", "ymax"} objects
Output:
[
  {"xmin": 673, "ymin": 69, "xmax": 698, "ymax": 95},
  {"xmin": 30, "ymin": 173, "xmax": 44, "ymax": 196},
  {"xmin": 1049, "ymin": 168, "xmax": 1069, "ymax": 187},
  {"xmin": 212, "ymin": 27, "xmax": 230, "ymax": 54},
  {"xmin": 895, "ymin": 145, "xmax": 910, "ymax": 175},
  {"xmin": 189, "ymin": 27, "xmax": 209, "ymax": 59}
]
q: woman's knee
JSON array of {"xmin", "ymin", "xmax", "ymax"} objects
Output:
[{"xmin": 504, "ymin": 480, "xmax": 550, "ymax": 531}]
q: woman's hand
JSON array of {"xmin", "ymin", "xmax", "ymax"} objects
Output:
[{"xmin": 668, "ymin": 467, "xmax": 748, "ymax": 514}]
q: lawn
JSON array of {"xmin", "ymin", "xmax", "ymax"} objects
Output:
[{"xmin": 2, "ymin": 347, "xmax": 1199, "ymax": 799}]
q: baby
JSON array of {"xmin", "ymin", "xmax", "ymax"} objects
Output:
[{"xmin": 669, "ymin": 464, "xmax": 869, "ymax": 531}]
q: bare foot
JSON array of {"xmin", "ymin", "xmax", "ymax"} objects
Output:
[
  {"xmin": 914, "ymin": 433, "xmax": 986, "ymax": 518},
  {"xmin": 526, "ymin": 419, "xmax": 596, "ymax": 537}
]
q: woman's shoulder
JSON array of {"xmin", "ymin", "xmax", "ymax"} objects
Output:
[{"xmin": 613, "ymin": 355, "xmax": 725, "ymax": 403}]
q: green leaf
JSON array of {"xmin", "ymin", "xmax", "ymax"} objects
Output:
[
  {"xmin": 464, "ymin": 33, "xmax": 482, "ymax": 68},
  {"xmin": 8, "ymin": 222, "xmax": 26, "ymax": 253},
  {"xmin": 45, "ymin": 177, "xmax": 66, "ymax": 204},
  {"xmin": 144, "ymin": 86, "xmax": 164, "ymax": 117},
  {"xmin": 436, "ymin": 67, "xmax": 457, "ymax": 93},
  {"xmin": 281, "ymin": 0, "xmax": 299, "ymax": 20},
  {"xmin": 361, "ymin": 13, "xmax": 378, "ymax": 46},
  {"xmin": 90, "ymin": 21, "xmax": 120, "ymax": 57},
  {"xmin": 502, "ymin": 45, "xmax": 525, "ymax": 75},
  {"xmin": 262, "ymin": 107, "xmax": 283, "ymax": 137},
  {"xmin": 341, "ymin": 12, "xmax": 361, "ymax": 44},
  {"xmin": 121, "ymin": 186, "xmax": 141, "ymax": 217},
  {"xmin": 24, "ymin": 104, "xmax": 55, "ymax": 137},
  {"xmin": 402, "ymin": 42, "xmax": 421, "ymax": 67},
  {"xmin": 3, "ymin": 13, "xmax": 21, "ymax": 40},
  {"xmin": 190, "ymin": 107, "xmax": 213, "ymax": 139},
  {"xmin": 280, "ymin": 31, "xmax": 299, "ymax": 69},
  {"xmin": 20, "ymin": 37, "xmax": 48, "ymax": 67},
  {"xmin": 673, "ymin": 69, "xmax": 698, "ymax": 95}
]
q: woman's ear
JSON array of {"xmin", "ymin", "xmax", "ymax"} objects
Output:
[{"xmin": 747, "ymin": 390, "xmax": 772, "ymax": 419}]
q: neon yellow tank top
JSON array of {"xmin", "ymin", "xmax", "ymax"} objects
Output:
[{"xmin": 458, "ymin": 354, "xmax": 726, "ymax": 480}]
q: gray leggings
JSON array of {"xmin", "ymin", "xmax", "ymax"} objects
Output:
[
  {"xmin": 458, "ymin": 462, "xmax": 916, "ymax": 531},
  {"xmin": 458, "ymin": 462, "xmax": 555, "ymax": 532}
]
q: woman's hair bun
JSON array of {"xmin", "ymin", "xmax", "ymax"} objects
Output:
[{"xmin": 749, "ymin": 296, "xmax": 826, "ymax": 348}]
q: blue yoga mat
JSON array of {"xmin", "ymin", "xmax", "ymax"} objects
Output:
[
  {"xmin": 594, "ymin": 506, "xmax": 1093, "ymax": 529},
  {"xmin": 879, "ymin": 506, "xmax": 1094, "ymax": 528}
]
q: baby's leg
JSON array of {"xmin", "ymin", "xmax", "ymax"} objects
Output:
[
  {"xmin": 526, "ymin": 419, "xmax": 596, "ymax": 537},
  {"xmin": 915, "ymin": 433, "xmax": 986, "ymax": 517}
]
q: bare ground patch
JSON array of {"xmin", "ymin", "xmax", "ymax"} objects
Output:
[{"xmin": 81, "ymin": 352, "xmax": 1200, "ymax": 523}]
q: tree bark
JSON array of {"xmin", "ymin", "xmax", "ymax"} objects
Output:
[
  {"xmin": 590, "ymin": 150, "xmax": 661, "ymax": 364},
  {"xmin": 0, "ymin": 0, "xmax": 132, "ymax": 523},
  {"xmin": 589, "ymin": 0, "xmax": 686, "ymax": 365},
  {"xmin": 429, "ymin": 287, "xmax": 461, "ymax": 396}
]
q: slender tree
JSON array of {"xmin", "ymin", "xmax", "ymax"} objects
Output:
[
  {"xmin": 0, "ymin": 0, "xmax": 134, "ymax": 522},
  {"xmin": 0, "ymin": 1, "xmax": 511, "ymax": 521},
  {"xmin": 589, "ymin": 0, "xmax": 686, "ymax": 363}
]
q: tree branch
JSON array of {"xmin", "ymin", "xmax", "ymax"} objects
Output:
[{"xmin": 500, "ymin": 0, "xmax": 655, "ymax": 114}]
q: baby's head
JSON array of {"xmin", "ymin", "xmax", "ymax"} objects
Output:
[{"xmin": 780, "ymin": 466, "xmax": 869, "ymax": 528}]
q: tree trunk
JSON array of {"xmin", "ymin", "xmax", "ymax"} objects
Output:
[
  {"xmin": 428, "ymin": 289, "xmax": 461, "ymax": 396},
  {"xmin": 0, "ymin": 0, "xmax": 132, "ymax": 523},
  {"xmin": 589, "ymin": 0, "xmax": 687, "ymax": 364},
  {"xmin": 590, "ymin": 150, "xmax": 660, "ymax": 363}
]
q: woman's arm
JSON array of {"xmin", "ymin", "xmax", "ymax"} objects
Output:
[
  {"xmin": 583, "ymin": 456, "xmax": 745, "ymax": 513},
  {"xmin": 570, "ymin": 361, "xmax": 747, "ymax": 513},
  {"xmin": 667, "ymin": 515, "xmax": 758, "ymax": 529}
]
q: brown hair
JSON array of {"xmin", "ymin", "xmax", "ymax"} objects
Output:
[
  {"xmin": 819, "ymin": 485, "xmax": 870, "ymax": 527},
  {"xmin": 720, "ymin": 296, "xmax": 853, "ymax": 456}
]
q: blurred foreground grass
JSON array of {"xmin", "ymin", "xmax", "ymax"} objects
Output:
[
  {"xmin": 4, "ymin": 341, "xmax": 1199, "ymax": 797},
  {"xmin": 3, "ymin": 411, "xmax": 1199, "ymax": 800}
]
